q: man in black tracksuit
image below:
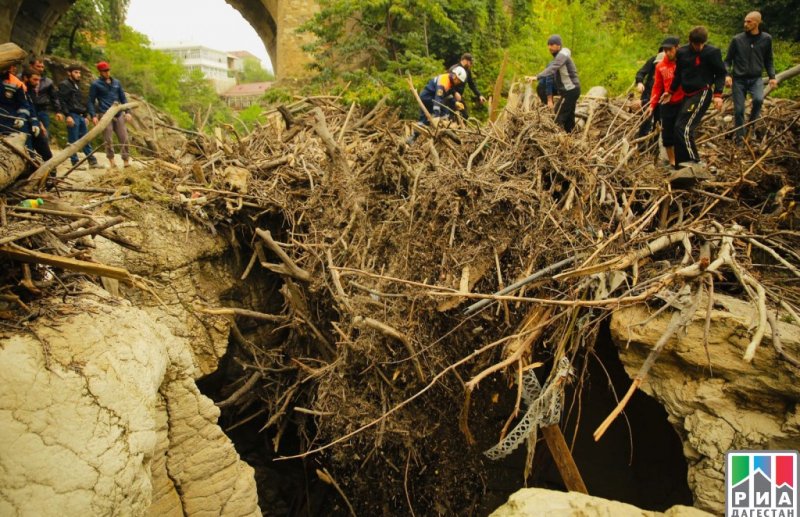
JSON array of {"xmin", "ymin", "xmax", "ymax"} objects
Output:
[
  {"xmin": 634, "ymin": 50, "xmax": 659, "ymax": 138},
  {"xmin": 724, "ymin": 11, "xmax": 777, "ymax": 141},
  {"xmin": 447, "ymin": 53, "xmax": 486, "ymax": 120},
  {"xmin": 661, "ymin": 26, "xmax": 726, "ymax": 167}
]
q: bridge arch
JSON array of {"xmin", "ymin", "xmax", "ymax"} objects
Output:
[{"xmin": 0, "ymin": 0, "xmax": 314, "ymax": 78}]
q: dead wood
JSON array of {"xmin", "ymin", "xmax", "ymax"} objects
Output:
[{"xmin": 28, "ymin": 102, "xmax": 139, "ymax": 187}]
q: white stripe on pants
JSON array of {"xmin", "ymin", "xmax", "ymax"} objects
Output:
[{"xmin": 682, "ymin": 89, "xmax": 708, "ymax": 162}]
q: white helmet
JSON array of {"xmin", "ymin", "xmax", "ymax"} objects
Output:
[{"xmin": 451, "ymin": 65, "xmax": 467, "ymax": 82}]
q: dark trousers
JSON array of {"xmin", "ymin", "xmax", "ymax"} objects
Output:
[
  {"xmin": 732, "ymin": 77, "xmax": 764, "ymax": 139},
  {"xmin": 37, "ymin": 110, "xmax": 51, "ymax": 132},
  {"xmin": 637, "ymin": 97, "xmax": 659, "ymax": 139},
  {"xmin": 555, "ymin": 87, "xmax": 580, "ymax": 133},
  {"xmin": 66, "ymin": 112, "xmax": 95, "ymax": 165},
  {"xmin": 674, "ymin": 90, "xmax": 712, "ymax": 165},
  {"xmin": 659, "ymin": 103, "xmax": 680, "ymax": 147}
]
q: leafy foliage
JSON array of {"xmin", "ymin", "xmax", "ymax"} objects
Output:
[
  {"xmin": 48, "ymin": 0, "xmax": 131, "ymax": 59},
  {"xmin": 102, "ymin": 27, "xmax": 231, "ymax": 129},
  {"xmin": 300, "ymin": 0, "xmax": 798, "ymax": 112},
  {"xmin": 235, "ymin": 58, "xmax": 275, "ymax": 83}
]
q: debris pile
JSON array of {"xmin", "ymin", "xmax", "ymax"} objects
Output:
[{"xmin": 1, "ymin": 89, "xmax": 799, "ymax": 514}]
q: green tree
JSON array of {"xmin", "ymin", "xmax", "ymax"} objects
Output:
[
  {"xmin": 236, "ymin": 58, "xmax": 275, "ymax": 83},
  {"xmin": 48, "ymin": 0, "xmax": 132, "ymax": 58},
  {"xmin": 103, "ymin": 27, "xmax": 231, "ymax": 129}
]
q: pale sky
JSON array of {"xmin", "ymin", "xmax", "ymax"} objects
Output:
[{"xmin": 126, "ymin": 0, "xmax": 273, "ymax": 71}]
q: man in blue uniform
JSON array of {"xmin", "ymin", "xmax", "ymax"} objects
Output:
[{"xmin": 418, "ymin": 65, "xmax": 467, "ymax": 125}]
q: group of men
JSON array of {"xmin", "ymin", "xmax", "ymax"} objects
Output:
[
  {"xmin": 414, "ymin": 10, "xmax": 778, "ymax": 171},
  {"xmin": 631, "ymin": 11, "xmax": 776, "ymax": 168},
  {"xmin": 0, "ymin": 56, "xmax": 133, "ymax": 171}
]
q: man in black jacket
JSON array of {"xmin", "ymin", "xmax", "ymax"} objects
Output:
[
  {"xmin": 57, "ymin": 64, "xmax": 98, "ymax": 168},
  {"xmin": 633, "ymin": 45, "xmax": 662, "ymax": 139},
  {"xmin": 28, "ymin": 59, "xmax": 59, "ymax": 132},
  {"xmin": 724, "ymin": 11, "xmax": 777, "ymax": 141},
  {"xmin": 448, "ymin": 53, "xmax": 486, "ymax": 120},
  {"xmin": 661, "ymin": 26, "xmax": 726, "ymax": 167}
]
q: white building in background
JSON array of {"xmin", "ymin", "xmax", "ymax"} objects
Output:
[{"xmin": 153, "ymin": 42, "xmax": 238, "ymax": 94}]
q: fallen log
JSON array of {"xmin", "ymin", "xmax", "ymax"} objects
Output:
[
  {"xmin": 0, "ymin": 133, "xmax": 30, "ymax": 191},
  {"xmin": 0, "ymin": 244, "xmax": 134, "ymax": 282},
  {"xmin": 765, "ymin": 63, "xmax": 800, "ymax": 97},
  {"xmin": 0, "ymin": 43, "xmax": 26, "ymax": 71},
  {"xmin": 27, "ymin": 101, "xmax": 139, "ymax": 187}
]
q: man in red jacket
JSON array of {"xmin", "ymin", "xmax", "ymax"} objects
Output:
[
  {"xmin": 647, "ymin": 37, "xmax": 682, "ymax": 168},
  {"xmin": 660, "ymin": 26, "xmax": 726, "ymax": 168}
]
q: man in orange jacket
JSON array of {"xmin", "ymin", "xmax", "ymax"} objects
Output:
[
  {"xmin": 647, "ymin": 37, "xmax": 682, "ymax": 168},
  {"xmin": 418, "ymin": 66, "xmax": 467, "ymax": 125}
]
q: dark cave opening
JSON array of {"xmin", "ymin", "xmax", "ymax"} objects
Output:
[{"xmin": 480, "ymin": 321, "xmax": 693, "ymax": 513}]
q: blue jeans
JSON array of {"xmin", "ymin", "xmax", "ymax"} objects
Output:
[
  {"xmin": 732, "ymin": 77, "xmax": 764, "ymax": 139},
  {"xmin": 66, "ymin": 112, "xmax": 95, "ymax": 165},
  {"xmin": 38, "ymin": 111, "xmax": 50, "ymax": 132}
]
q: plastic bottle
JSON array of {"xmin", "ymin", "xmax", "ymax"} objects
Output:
[{"xmin": 18, "ymin": 198, "xmax": 44, "ymax": 208}]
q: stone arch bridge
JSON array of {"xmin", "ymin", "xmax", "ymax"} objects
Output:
[{"xmin": 0, "ymin": 0, "xmax": 315, "ymax": 78}]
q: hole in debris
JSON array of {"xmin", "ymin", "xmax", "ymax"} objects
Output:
[{"xmin": 560, "ymin": 322, "xmax": 694, "ymax": 510}]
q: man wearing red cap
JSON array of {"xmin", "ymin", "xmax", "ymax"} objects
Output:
[{"xmin": 89, "ymin": 61, "xmax": 132, "ymax": 169}]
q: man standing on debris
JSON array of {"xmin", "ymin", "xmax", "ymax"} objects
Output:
[
  {"xmin": 406, "ymin": 66, "xmax": 466, "ymax": 144},
  {"xmin": 418, "ymin": 65, "xmax": 467, "ymax": 124},
  {"xmin": 57, "ymin": 64, "xmax": 99, "ymax": 169},
  {"xmin": 633, "ymin": 44, "xmax": 663, "ymax": 139},
  {"xmin": 532, "ymin": 35, "xmax": 581, "ymax": 132},
  {"xmin": 647, "ymin": 37, "xmax": 682, "ymax": 168},
  {"xmin": 28, "ymin": 59, "xmax": 59, "ymax": 133},
  {"xmin": 21, "ymin": 68, "xmax": 53, "ymax": 161},
  {"xmin": 448, "ymin": 53, "xmax": 487, "ymax": 120},
  {"xmin": 89, "ymin": 61, "xmax": 132, "ymax": 169},
  {"xmin": 660, "ymin": 26, "xmax": 726, "ymax": 168},
  {"xmin": 724, "ymin": 11, "xmax": 777, "ymax": 142}
]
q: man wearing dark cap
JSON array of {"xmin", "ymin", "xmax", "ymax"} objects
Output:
[
  {"xmin": 89, "ymin": 61, "xmax": 132, "ymax": 169},
  {"xmin": 633, "ymin": 43, "xmax": 663, "ymax": 140},
  {"xmin": 57, "ymin": 64, "xmax": 99, "ymax": 168},
  {"xmin": 448, "ymin": 53, "xmax": 486, "ymax": 120},
  {"xmin": 532, "ymin": 34, "xmax": 581, "ymax": 132},
  {"xmin": 660, "ymin": 26, "xmax": 726, "ymax": 167},
  {"xmin": 724, "ymin": 11, "xmax": 777, "ymax": 141},
  {"xmin": 647, "ymin": 37, "xmax": 682, "ymax": 168}
]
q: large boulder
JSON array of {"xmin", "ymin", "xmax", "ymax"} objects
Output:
[
  {"xmin": 92, "ymin": 199, "xmax": 246, "ymax": 376},
  {"xmin": 490, "ymin": 488, "xmax": 712, "ymax": 516},
  {"xmin": 0, "ymin": 285, "xmax": 260, "ymax": 516},
  {"xmin": 610, "ymin": 293, "xmax": 800, "ymax": 514}
]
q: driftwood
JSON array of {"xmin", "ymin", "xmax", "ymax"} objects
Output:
[
  {"xmin": 0, "ymin": 133, "xmax": 30, "ymax": 191},
  {"xmin": 27, "ymin": 101, "xmax": 139, "ymax": 187},
  {"xmin": 0, "ymin": 244, "xmax": 134, "ymax": 282},
  {"xmin": 765, "ymin": 63, "xmax": 800, "ymax": 97},
  {"xmin": 0, "ymin": 43, "xmax": 26, "ymax": 71}
]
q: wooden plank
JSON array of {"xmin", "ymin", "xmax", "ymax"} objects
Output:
[
  {"xmin": 541, "ymin": 424, "xmax": 589, "ymax": 494},
  {"xmin": 0, "ymin": 245, "xmax": 134, "ymax": 282}
]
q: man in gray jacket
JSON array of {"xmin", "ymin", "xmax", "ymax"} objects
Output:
[
  {"xmin": 724, "ymin": 11, "xmax": 777, "ymax": 141},
  {"xmin": 533, "ymin": 34, "xmax": 581, "ymax": 132}
]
